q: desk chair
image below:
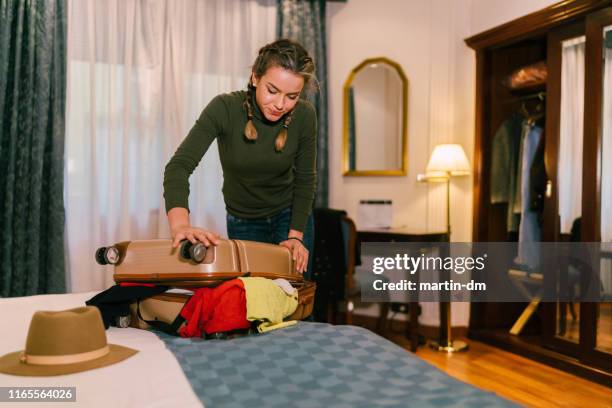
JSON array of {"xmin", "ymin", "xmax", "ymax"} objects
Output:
[{"xmin": 311, "ymin": 208, "xmax": 389, "ymax": 333}]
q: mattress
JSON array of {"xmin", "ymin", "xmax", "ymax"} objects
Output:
[{"xmin": 1, "ymin": 292, "xmax": 516, "ymax": 408}]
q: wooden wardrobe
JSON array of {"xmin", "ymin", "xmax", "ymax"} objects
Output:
[{"xmin": 466, "ymin": 0, "xmax": 612, "ymax": 385}]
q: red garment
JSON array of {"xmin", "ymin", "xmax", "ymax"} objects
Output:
[
  {"xmin": 179, "ymin": 279, "xmax": 250, "ymax": 338},
  {"xmin": 119, "ymin": 282, "xmax": 156, "ymax": 287}
]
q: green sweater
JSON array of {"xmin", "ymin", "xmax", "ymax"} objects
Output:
[{"xmin": 163, "ymin": 91, "xmax": 317, "ymax": 232}]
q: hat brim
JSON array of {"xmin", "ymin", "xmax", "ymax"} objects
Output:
[{"xmin": 0, "ymin": 344, "xmax": 138, "ymax": 377}]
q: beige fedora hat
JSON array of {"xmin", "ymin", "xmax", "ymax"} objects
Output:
[{"xmin": 0, "ymin": 306, "xmax": 137, "ymax": 376}]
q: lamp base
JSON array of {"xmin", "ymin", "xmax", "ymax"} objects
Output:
[{"xmin": 428, "ymin": 340, "xmax": 469, "ymax": 353}]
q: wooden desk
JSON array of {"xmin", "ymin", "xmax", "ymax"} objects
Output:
[
  {"xmin": 356, "ymin": 228, "xmax": 449, "ymax": 351},
  {"xmin": 358, "ymin": 228, "xmax": 448, "ymax": 243}
]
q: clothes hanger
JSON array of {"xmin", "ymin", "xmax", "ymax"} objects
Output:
[
  {"xmin": 521, "ymin": 92, "xmax": 545, "ymax": 125},
  {"xmin": 520, "ymin": 101, "xmax": 531, "ymax": 119},
  {"xmin": 528, "ymin": 95, "xmax": 545, "ymax": 125}
]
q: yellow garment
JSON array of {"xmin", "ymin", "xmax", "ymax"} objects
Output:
[
  {"xmin": 257, "ymin": 320, "xmax": 297, "ymax": 333},
  {"xmin": 238, "ymin": 277, "xmax": 298, "ymax": 333}
]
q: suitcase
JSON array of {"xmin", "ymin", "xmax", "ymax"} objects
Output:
[
  {"xmin": 95, "ymin": 238, "xmax": 304, "ymax": 286},
  {"xmin": 129, "ymin": 281, "xmax": 316, "ymax": 331}
]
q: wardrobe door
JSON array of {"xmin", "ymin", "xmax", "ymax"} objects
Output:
[
  {"xmin": 597, "ymin": 22, "xmax": 612, "ymax": 355},
  {"xmin": 581, "ymin": 8, "xmax": 612, "ymax": 371},
  {"xmin": 543, "ymin": 23, "xmax": 586, "ymax": 355},
  {"xmin": 596, "ymin": 22, "xmax": 612, "ymax": 357}
]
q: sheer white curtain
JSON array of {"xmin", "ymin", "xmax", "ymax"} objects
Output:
[
  {"xmin": 65, "ymin": 0, "xmax": 276, "ymax": 292},
  {"xmin": 601, "ymin": 27, "xmax": 612, "ymax": 243},
  {"xmin": 600, "ymin": 27, "xmax": 612, "ymax": 296},
  {"xmin": 558, "ymin": 36, "xmax": 585, "ymax": 234}
]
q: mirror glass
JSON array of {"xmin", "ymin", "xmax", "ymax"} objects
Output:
[
  {"xmin": 597, "ymin": 25, "xmax": 612, "ymax": 354},
  {"xmin": 555, "ymin": 35, "xmax": 586, "ymax": 343},
  {"xmin": 344, "ymin": 58, "xmax": 407, "ymax": 176}
]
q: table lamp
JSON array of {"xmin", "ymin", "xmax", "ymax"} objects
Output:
[{"xmin": 418, "ymin": 143, "xmax": 470, "ymax": 352}]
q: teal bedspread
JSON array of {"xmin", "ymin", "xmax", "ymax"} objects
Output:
[{"xmin": 155, "ymin": 322, "xmax": 517, "ymax": 408}]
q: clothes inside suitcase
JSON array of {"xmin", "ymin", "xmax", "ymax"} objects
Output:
[{"xmin": 129, "ymin": 281, "xmax": 316, "ymax": 333}]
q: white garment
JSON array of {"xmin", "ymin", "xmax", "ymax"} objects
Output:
[
  {"xmin": 65, "ymin": 0, "xmax": 276, "ymax": 292},
  {"xmin": 273, "ymin": 278, "xmax": 297, "ymax": 296}
]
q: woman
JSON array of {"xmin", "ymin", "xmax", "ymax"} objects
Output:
[{"xmin": 163, "ymin": 39, "xmax": 317, "ymax": 278}]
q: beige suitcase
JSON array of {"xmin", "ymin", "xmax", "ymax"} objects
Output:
[{"xmin": 95, "ymin": 239, "xmax": 303, "ymax": 286}]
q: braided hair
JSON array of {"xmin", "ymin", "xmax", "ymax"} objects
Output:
[{"xmin": 244, "ymin": 39, "xmax": 317, "ymax": 152}]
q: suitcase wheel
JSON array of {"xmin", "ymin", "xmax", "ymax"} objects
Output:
[
  {"xmin": 114, "ymin": 315, "xmax": 131, "ymax": 328},
  {"xmin": 95, "ymin": 246, "xmax": 120, "ymax": 265},
  {"xmin": 179, "ymin": 240, "xmax": 207, "ymax": 263}
]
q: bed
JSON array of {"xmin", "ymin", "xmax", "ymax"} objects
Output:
[{"xmin": 0, "ymin": 292, "xmax": 516, "ymax": 407}]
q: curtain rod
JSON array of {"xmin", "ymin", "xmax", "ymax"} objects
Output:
[{"xmin": 504, "ymin": 91, "xmax": 546, "ymax": 104}]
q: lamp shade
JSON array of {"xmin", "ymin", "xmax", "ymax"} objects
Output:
[{"xmin": 425, "ymin": 144, "xmax": 471, "ymax": 178}]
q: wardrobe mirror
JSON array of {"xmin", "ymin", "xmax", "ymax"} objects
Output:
[
  {"xmin": 343, "ymin": 57, "xmax": 408, "ymax": 176},
  {"xmin": 597, "ymin": 25, "xmax": 612, "ymax": 355},
  {"xmin": 555, "ymin": 35, "xmax": 586, "ymax": 344}
]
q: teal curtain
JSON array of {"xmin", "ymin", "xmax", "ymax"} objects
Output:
[
  {"xmin": 277, "ymin": 0, "xmax": 328, "ymax": 207},
  {"xmin": 0, "ymin": 0, "xmax": 67, "ymax": 297}
]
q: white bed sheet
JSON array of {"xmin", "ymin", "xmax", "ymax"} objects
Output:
[{"xmin": 0, "ymin": 292, "xmax": 202, "ymax": 408}]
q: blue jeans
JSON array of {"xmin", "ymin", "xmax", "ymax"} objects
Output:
[{"xmin": 226, "ymin": 207, "xmax": 314, "ymax": 281}]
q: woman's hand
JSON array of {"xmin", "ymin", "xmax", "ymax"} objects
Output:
[
  {"xmin": 171, "ymin": 225, "xmax": 220, "ymax": 248},
  {"xmin": 168, "ymin": 207, "xmax": 220, "ymax": 248},
  {"xmin": 279, "ymin": 234, "xmax": 308, "ymax": 274}
]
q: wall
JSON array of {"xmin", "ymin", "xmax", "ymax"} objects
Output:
[
  {"xmin": 469, "ymin": 0, "xmax": 560, "ymax": 35},
  {"xmin": 327, "ymin": 0, "xmax": 473, "ymax": 326},
  {"xmin": 326, "ymin": 0, "xmax": 562, "ymax": 327}
]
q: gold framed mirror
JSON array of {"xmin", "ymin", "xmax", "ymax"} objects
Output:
[{"xmin": 343, "ymin": 57, "xmax": 408, "ymax": 176}]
